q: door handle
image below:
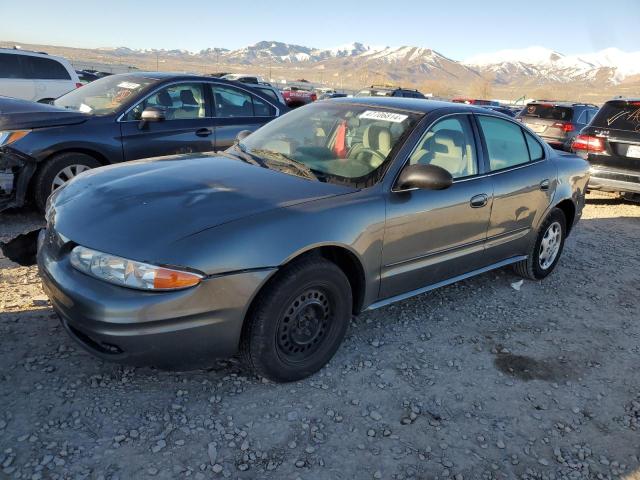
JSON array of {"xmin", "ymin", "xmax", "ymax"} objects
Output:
[
  {"xmin": 539, "ymin": 179, "xmax": 550, "ymax": 191},
  {"xmin": 195, "ymin": 128, "xmax": 213, "ymax": 137},
  {"xmin": 470, "ymin": 194, "xmax": 488, "ymax": 208}
]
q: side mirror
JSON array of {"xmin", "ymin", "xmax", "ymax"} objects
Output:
[
  {"xmin": 395, "ymin": 164, "xmax": 453, "ymax": 191},
  {"xmin": 234, "ymin": 130, "xmax": 252, "ymax": 144},
  {"xmin": 140, "ymin": 107, "xmax": 166, "ymax": 122}
]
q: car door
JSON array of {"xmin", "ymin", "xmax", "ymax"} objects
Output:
[
  {"xmin": 119, "ymin": 82, "xmax": 215, "ymax": 161},
  {"xmin": 474, "ymin": 114, "xmax": 556, "ymax": 264},
  {"xmin": 380, "ymin": 113, "xmax": 493, "ymax": 299},
  {"xmin": 208, "ymin": 83, "xmax": 278, "ymax": 150}
]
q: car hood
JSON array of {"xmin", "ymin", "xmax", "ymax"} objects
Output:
[
  {"xmin": 51, "ymin": 154, "xmax": 354, "ymax": 263},
  {"xmin": 0, "ymin": 95, "xmax": 89, "ymax": 130}
]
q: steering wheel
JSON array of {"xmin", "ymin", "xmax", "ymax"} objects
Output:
[{"xmin": 352, "ymin": 148, "xmax": 386, "ymax": 165}]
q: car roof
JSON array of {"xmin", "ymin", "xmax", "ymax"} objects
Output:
[
  {"xmin": 329, "ymin": 96, "xmax": 488, "ymax": 115},
  {"xmin": 527, "ymin": 100, "xmax": 597, "ymax": 108}
]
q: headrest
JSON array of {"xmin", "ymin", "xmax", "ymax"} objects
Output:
[
  {"xmin": 363, "ymin": 124, "xmax": 392, "ymax": 153},
  {"xmin": 157, "ymin": 91, "xmax": 173, "ymax": 107},
  {"xmin": 180, "ymin": 89, "xmax": 197, "ymax": 106}
]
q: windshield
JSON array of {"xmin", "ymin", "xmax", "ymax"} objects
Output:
[
  {"xmin": 54, "ymin": 75, "xmax": 156, "ymax": 115},
  {"xmin": 236, "ymin": 102, "xmax": 421, "ymax": 187}
]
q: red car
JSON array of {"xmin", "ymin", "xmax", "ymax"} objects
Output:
[{"xmin": 281, "ymin": 86, "xmax": 317, "ymax": 108}]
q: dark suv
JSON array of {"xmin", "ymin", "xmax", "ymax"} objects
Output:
[
  {"xmin": 355, "ymin": 85, "xmax": 426, "ymax": 99},
  {"xmin": 517, "ymin": 101, "xmax": 598, "ymax": 151},
  {"xmin": 572, "ymin": 98, "xmax": 640, "ymax": 200}
]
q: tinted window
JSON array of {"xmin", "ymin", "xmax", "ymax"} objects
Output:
[
  {"xmin": 255, "ymin": 86, "xmax": 279, "ymax": 103},
  {"xmin": 478, "ymin": 116, "xmax": 530, "ymax": 171},
  {"xmin": 522, "ymin": 104, "xmax": 573, "ymax": 121},
  {"xmin": 24, "ymin": 56, "xmax": 71, "ymax": 80},
  {"xmin": 126, "ymin": 83, "xmax": 205, "ymax": 120},
  {"xmin": 0, "ymin": 53, "xmax": 24, "ymax": 78},
  {"xmin": 590, "ymin": 101, "xmax": 640, "ymax": 132},
  {"xmin": 409, "ymin": 115, "xmax": 477, "ymax": 178},
  {"xmin": 524, "ymin": 130, "xmax": 544, "ymax": 161},
  {"xmin": 211, "ymin": 85, "xmax": 274, "ymax": 117}
]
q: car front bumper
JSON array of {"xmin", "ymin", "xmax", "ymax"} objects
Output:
[
  {"xmin": 588, "ymin": 167, "xmax": 640, "ymax": 195},
  {"xmin": 37, "ymin": 228, "xmax": 275, "ymax": 368},
  {"xmin": 0, "ymin": 147, "xmax": 36, "ymax": 211}
]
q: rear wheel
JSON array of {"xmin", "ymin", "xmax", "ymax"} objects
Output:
[
  {"xmin": 513, "ymin": 208, "xmax": 566, "ymax": 280},
  {"xmin": 241, "ymin": 256, "xmax": 352, "ymax": 382},
  {"xmin": 34, "ymin": 152, "xmax": 101, "ymax": 211}
]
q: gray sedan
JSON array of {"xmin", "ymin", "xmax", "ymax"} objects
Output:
[{"xmin": 37, "ymin": 97, "xmax": 589, "ymax": 382}]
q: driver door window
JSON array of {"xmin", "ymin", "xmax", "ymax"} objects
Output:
[
  {"xmin": 126, "ymin": 83, "xmax": 205, "ymax": 121},
  {"xmin": 408, "ymin": 115, "xmax": 478, "ymax": 179}
]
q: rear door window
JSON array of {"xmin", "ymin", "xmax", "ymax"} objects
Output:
[
  {"xmin": 477, "ymin": 116, "xmax": 531, "ymax": 171},
  {"xmin": 24, "ymin": 56, "xmax": 71, "ymax": 80},
  {"xmin": 590, "ymin": 100, "xmax": 640, "ymax": 132},
  {"xmin": 522, "ymin": 104, "xmax": 573, "ymax": 121},
  {"xmin": 210, "ymin": 85, "xmax": 275, "ymax": 117},
  {"xmin": 0, "ymin": 53, "xmax": 25, "ymax": 78}
]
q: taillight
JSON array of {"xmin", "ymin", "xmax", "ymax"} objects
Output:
[
  {"xmin": 572, "ymin": 134, "xmax": 604, "ymax": 152},
  {"xmin": 75, "ymin": 82, "xmax": 83, "ymax": 89},
  {"xmin": 553, "ymin": 122, "xmax": 574, "ymax": 132}
]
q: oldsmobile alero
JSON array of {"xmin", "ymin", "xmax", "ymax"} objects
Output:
[{"xmin": 37, "ymin": 97, "xmax": 589, "ymax": 382}]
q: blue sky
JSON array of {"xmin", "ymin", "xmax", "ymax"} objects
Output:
[{"xmin": 3, "ymin": 0, "xmax": 639, "ymax": 60}]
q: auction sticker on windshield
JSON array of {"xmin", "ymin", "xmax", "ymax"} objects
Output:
[
  {"xmin": 117, "ymin": 82, "xmax": 141, "ymax": 89},
  {"xmin": 359, "ymin": 111, "xmax": 408, "ymax": 123}
]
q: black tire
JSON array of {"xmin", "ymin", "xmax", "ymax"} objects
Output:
[
  {"xmin": 33, "ymin": 152, "xmax": 101, "ymax": 211},
  {"xmin": 513, "ymin": 208, "xmax": 566, "ymax": 280},
  {"xmin": 241, "ymin": 256, "xmax": 352, "ymax": 382}
]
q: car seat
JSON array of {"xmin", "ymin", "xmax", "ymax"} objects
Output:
[{"xmin": 416, "ymin": 129, "xmax": 472, "ymax": 177}]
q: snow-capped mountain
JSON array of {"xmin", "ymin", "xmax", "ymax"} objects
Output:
[
  {"xmin": 464, "ymin": 47, "xmax": 640, "ymax": 84},
  {"xmin": 92, "ymin": 41, "xmax": 639, "ymax": 90}
]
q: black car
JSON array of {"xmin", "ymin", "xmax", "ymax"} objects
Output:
[
  {"xmin": 480, "ymin": 105, "xmax": 517, "ymax": 117},
  {"xmin": 517, "ymin": 101, "xmax": 599, "ymax": 151},
  {"xmin": 355, "ymin": 85, "xmax": 426, "ymax": 99},
  {"xmin": 0, "ymin": 72, "xmax": 283, "ymax": 211},
  {"xmin": 572, "ymin": 98, "xmax": 640, "ymax": 200}
]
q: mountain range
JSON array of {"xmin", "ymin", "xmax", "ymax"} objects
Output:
[
  {"xmin": 3, "ymin": 39, "xmax": 638, "ymax": 101},
  {"xmin": 100, "ymin": 41, "xmax": 640, "ymax": 86}
]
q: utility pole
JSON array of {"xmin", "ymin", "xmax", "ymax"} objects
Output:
[{"xmin": 156, "ymin": 52, "xmax": 159, "ymax": 71}]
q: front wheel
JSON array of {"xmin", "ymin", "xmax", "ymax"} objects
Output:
[
  {"xmin": 241, "ymin": 256, "xmax": 352, "ymax": 382},
  {"xmin": 33, "ymin": 152, "xmax": 101, "ymax": 211},
  {"xmin": 513, "ymin": 208, "xmax": 567, "ymax": 280}
]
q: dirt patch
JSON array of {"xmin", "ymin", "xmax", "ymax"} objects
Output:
[{"xmin": 494, "ymin": 353, "xmax": 575, "ymax": 382}]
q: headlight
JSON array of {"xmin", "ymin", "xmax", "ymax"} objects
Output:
[
  {"xmin": 70, "ymin": 245, "xmax": 203, "ymax": 291},
  {"xmin": 0, "ymin": 130, "xmax": 30, "ymax": 146}
]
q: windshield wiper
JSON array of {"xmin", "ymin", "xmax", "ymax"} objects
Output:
[
  {"xmin": 221, "ymin": 144, "xmax": 266, "ymax": 167},
  {"xmin": 248, "ymin": 148, "xmax": 320, "ymax": 181}
]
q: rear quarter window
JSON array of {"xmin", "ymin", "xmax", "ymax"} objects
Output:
[
  {"xmin": 24, "ymin": 56, "xmax": 71, "ymax": 80},
  {"xmin": 590, "ymin": 101, "xmax": 640, "ymax": 132}
]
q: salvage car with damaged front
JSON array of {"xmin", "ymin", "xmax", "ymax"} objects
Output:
[
  {"xmin": 37, "ymin": 98, "xmax": 589, "ymax": 382},
  {"xmin": 0, "ymin": 72, "xmax": 283, "ymax": 212}
]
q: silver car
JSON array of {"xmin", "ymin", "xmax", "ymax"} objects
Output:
[{"xmin": 38, "ymin": 98, "xmax": 589, "ymax": 382}]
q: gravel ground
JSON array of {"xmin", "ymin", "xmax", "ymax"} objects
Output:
[{"xmin": 1, "ymin": 196, "xmax": 639, "ymax": 480}]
